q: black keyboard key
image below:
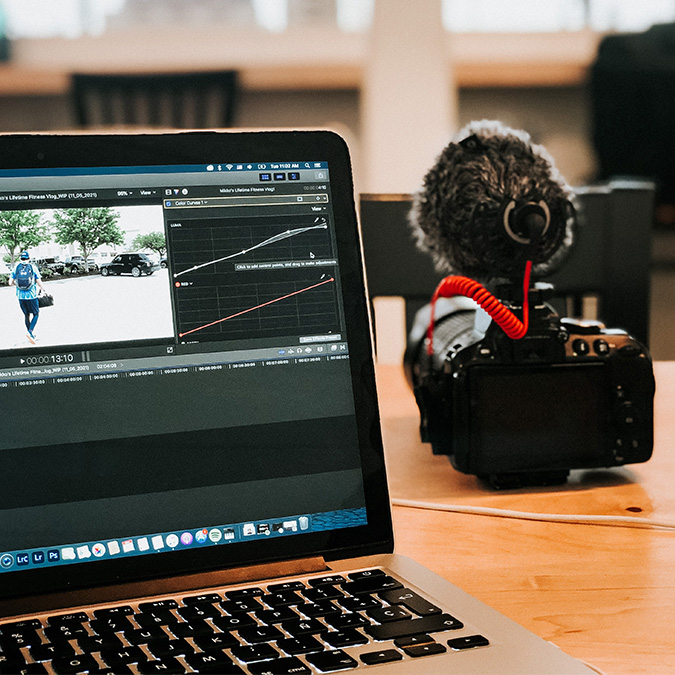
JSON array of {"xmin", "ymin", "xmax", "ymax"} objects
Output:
[
  {"xmin": 404, "ymin": 642, "xmax": 447, "ymax": 658},
  {"xmin": 124, "ymin": 626, "xmax": 168, "ymax": 645},
  {"xmin": 43, "ymin": 624, "xmax": 89, "ymax": 643},
  {"xmin": 279, "ymin": 618, "xmax": 324, "ymax": 637},
  {"xmin": 339, "ymin": 595, "xmax": 381, "ymax": 612},
  {"xmin": 365, "ymin": 613, "xmax": 463, "ymax": 641},
  {"xmin": 394, "ymin": 634, "xmax": 434, "ymax": 647},
  {"xmin": 360, "ymin": 648, "xmax": 403, "ymax": 666},
  {"xmin": 30, "ymin": 641, "xmax": 76, "ymax": 663},
  {"xmin": 302, "ymin": 587, "xmax": 343, "ymax": 603},
  {"xmin": 185, "ymin": 651, "xmax": 244, "ymax": 674},
  {"xmin": 322, "ymin": 628, "xmax": 368, "ymax": 648},
  {"xmin": 307, "ymin": 575, "xmax": 345, "ymax": 588},
  {"xmin": 147, "ymin": 638, "xmax": 193, "ymax": 660},
  {"xmin": 182, "ymin": 593, "xmax": 221, "ymax": 606},
  {"xmin": 194, "ymin": 632, "xmax": 240, "ymax": 652},
  {"xmin": 256, "ymin": 608, "xmax": 298, "ymax": 624},
  {"xmin": 176, "ymin": 604, "xmax": 221, "ymax": 622},
  {"xmin": 78, "ymin": 633, "xmax": 123, "ymax": 653},
  {"xmin": 220, "ymin": 598, "xmax": 262, "ymax": 615},
  {"xmin": 448, "ymin": 634, "xmax": 490, "ymax": 650},
  {"xmin": 47, "ymin": 613, "xmax": 89, "ymax": 628},
  {"xmin": 93, "ymin": 606, "xmax": 134, "ymax": 619},
  {"xmin": 267, "ymin": 581, "xmax": 305, "ymax": 593},
  {"xmin": 2, "ymin": 663, "xmax": 48, "ymax": 675},
  {"xmin": 323, "ymin": 613, "xmax": 369, "ymax": 630},
  {"xmin": 341, "ymin": 575, "xmax": 402, "ymax": 596},
  {"xmin": 380, "ymin": 588, "xmax": 442, "ymax": 616},
  {"xmin": 224, "ymin": 588, "xmax": 264, "ymax": 600},
  {"xmin": 295, "ymin": 601, "xmax": 340, "ymax": 619},
  {"xmin": 367, "ymin": 606, "xmax": 410, "ymax": 623},
  {"xmin": 168, "ymin": 619, "xmax": 212, "ymax": 639},
  {"xmin": 347, "ymin": 569, "xmax": 385, "ymax": 581},
  {"xmin": 134, "ymin": 612, "xmax": 176, "ymax": 629},
  {"xmin": 0, "ymin": 620, "xmax": 42, "ymax": 635},
  {"xmin": 89, "ymin": 616, "xmax": 134, "ymax": 635},
  {"xmin": 212, "ymin": 613, "xmax": 256, "ymax": 632},
  {"xmin": 0, "ymin": 629, "xmax": 41, "ymax": 648},
  {"xmin": 238, "ymin": 625, "xmax": 284, "ymax": 644},
  {"xmin": 305, "ymin": 650, "xmax": 358, "ymax": 672},
  {"xmin": 0, "ymin": 648, "xmax": 29, "ymax": 673},
  {"xmin": 231, "ymin": 643, "xmax": 278, "ymax": 663},
  {"xmin": 100, "ymin": 644, "xmax": 146, "ymax": 667},
  {"xmin": 277, "ymin": 635, "xmax": 324, "ymax": 656},
  {"xmin": 138, "ymin": 600, "xmax": 179, "ymax": 614},
  {"xmin": 51, "ymin": 653, "xmax": 99, "ymax": 674},
  {"xmin": 137, "ymin": 657, "xmax": 184, "ymax": 674},
  {"xmin": 263, "ymin": 591, "xmax": 302, "ymax": 608},
  {"xmin": 249, "ymin": 656, "xmax": 311, "ymax": 675}
]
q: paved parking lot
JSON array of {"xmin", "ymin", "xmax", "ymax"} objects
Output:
[{"xmin": 0, "ymin": 269, "xmax": 173, "ymax": 350}]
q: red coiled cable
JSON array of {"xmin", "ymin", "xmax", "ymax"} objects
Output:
[{"xmin": 426, "ymin": 260, "xmax": 533, "ymax": 355}]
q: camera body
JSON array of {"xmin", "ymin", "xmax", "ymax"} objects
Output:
[{"xmin": 405, "ymin": 284, "xmax": 655, "ymax": 488}]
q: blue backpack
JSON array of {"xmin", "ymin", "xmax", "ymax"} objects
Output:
[{"xmin": 15, "ymin": 262, "xmax": 35, "ymax": 290}]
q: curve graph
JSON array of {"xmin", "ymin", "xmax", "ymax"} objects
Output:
[
  {"xmin": 168, "ymin": 214, "xmax": 340, "ymax": 342},
  {"xmin": 174, "ymin": 222, "xmax": 328, "ymax": 278},
  {"xmin": 178, "ymin": 277, "xmax": 335, "ymax": 338}
]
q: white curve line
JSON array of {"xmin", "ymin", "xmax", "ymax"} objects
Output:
[{"xmin": 173, "ymin": 223, "xmax": 328, "ymax": 278}]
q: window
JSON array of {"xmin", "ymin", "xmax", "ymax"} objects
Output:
[
  {"xmin": 443, "ymin": 0, "xmax": 675, "ymax": 33},
  {"xmin": 3, "ymin": 0, "xmax": 674, "ymax": 40}
]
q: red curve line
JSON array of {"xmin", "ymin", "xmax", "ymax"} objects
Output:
[{"xmin": 179, "ymin": 277, "xmax": 335, "ymax": 338}]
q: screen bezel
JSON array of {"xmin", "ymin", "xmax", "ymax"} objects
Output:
[{"xmin": 0, "ymin": 130, "xmax": 393, "ymax": 605}]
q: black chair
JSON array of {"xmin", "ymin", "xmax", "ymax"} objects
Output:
[
  {"xmin": 71, "ymin": 70, "xmax": 239, "ymax": 129},
  {"xmin": 359, "ymin": 180, "xmax": 653, "ymax": 348}
]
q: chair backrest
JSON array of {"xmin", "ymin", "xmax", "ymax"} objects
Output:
[
  {"xmin": 71, "ymin": 71, "xmax": 239, "ymax": 129},
  {"xmin": 359, "ymin": 180, "xmax": 654, "ymax": 347}
]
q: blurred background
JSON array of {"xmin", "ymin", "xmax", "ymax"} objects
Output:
[{"xmin": 0, "ymin": 0, "xmax": 672, "ymax": 358}]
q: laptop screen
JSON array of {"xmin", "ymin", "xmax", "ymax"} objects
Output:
[{"xmin": 0, "ymin": 131, "xmax": 391, "ymax": 600}]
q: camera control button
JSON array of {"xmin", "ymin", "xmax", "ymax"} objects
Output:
[
  {"xmin": 619, "ymin": 344, "xmax": 642, "ymax": 357},
  {"xmin": 618, "ymin": 402, "xmax": 638, "ymax": 426},
  {"xmin": 572, "ymin": 338, "xmax": 590, "ymax": 355},
  {"xmin": 593, "ymin": 339, "xmax": 610, "ymax": 355}
]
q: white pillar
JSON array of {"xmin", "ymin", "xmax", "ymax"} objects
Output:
[{"xmin": 361, "ymin": 0, "xmax": 457, "ymax": 194}]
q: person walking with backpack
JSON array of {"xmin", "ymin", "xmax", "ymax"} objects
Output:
[{"xmin": 9, "ymin": 250, "xmax": 46, "ymax": 344}]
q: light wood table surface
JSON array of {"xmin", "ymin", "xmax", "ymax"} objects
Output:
[{"xmin": 376, "ymin": 361, "xmax": 675, "ymax": 675}]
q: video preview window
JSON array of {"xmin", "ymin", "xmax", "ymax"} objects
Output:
[{"xmin": 0, "ymin": 204, "xmax": 173, "ymax": 351}]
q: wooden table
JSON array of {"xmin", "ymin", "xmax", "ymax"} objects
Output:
[{"xmin": 376, "ymin": 361, "xmax": 675, "ymax": 675}]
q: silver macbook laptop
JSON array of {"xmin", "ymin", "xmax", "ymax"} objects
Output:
[{"xmin": 0, "ymin": 129, "xmax": 589, "ymax": 674}]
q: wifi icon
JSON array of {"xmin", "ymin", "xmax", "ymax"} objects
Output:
[{"xmin": 226, "ymin": 164, "xmax": 234, "ymax": 170}]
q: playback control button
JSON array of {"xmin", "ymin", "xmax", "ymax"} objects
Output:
[
  {"xmin": 618, "ymin": 402, "xmax": 638, "ymax": 426},
  {"xmin": 572, "ymin": 339, "xmax": 590, "ymax": 355}
]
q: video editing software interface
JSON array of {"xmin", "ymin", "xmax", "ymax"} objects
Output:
[{"xmin": 0, "ymin": 160, "xmax": 367, "ymax": 575}]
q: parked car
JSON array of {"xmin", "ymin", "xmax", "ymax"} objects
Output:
[
  {"xmin": 100, "ymin": 253, "xmax": 159, "ymax": 277},
  {"xmin": 66, "ymin": 255, "xmax": 98, "ymax": 273},
  {"xmin": 36, "ymin": 257, "xmax": 66, "ymax": 275}
]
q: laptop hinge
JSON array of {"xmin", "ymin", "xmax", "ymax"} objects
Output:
[{"xmin": 1, "ymin": 557, "xmax": 328, "ymax": 619}]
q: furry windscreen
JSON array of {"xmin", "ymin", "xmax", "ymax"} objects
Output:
[{"xmin": 409, "ymin": 120, "xmax": 576, "ymax": 282}]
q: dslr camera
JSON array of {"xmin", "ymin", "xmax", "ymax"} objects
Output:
[
  {"xmin": 404, "ymin": 122, "xmax": 655, "ymax": 488},
  {"xmin": 404, "ymin": 283, "xmax": 655, "ymax": 489}
]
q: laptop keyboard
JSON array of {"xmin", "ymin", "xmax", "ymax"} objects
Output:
[{"xmin": 0, "ymin": 569, "xmax": 489, "ymax": 674}]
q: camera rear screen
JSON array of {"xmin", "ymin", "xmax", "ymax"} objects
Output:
[{"xmin": 468, "ymin": 364, "xmax": 608, "ymax": 473}]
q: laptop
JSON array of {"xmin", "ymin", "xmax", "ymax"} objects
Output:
[{"xmin": 0, "ymin": 129, "xmax": 590, "ymax": 674}]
